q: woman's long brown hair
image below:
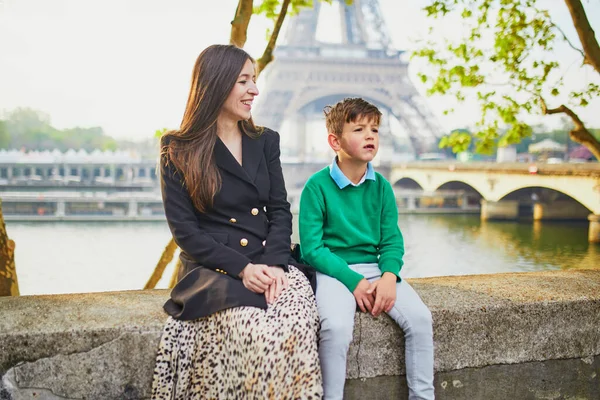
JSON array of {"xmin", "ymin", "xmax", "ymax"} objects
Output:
[{"xmin": 161, "ymin": 45, "xmax": 261, "ymax": 213}]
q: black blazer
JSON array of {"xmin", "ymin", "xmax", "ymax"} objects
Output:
[{"xmin": 161, "ymin": 128, "xmax": 306, "ymax": 320}]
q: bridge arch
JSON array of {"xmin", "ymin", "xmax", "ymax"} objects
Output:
[
  {"xmin": 499, "ymin": 186, "xmax": 593, "ymax": 213},
  {"xmin": 393, "ymin": 177, "xmax": 423, "ymax": 190},
  {"xmin": 435, "ymin": 181, "xmax": 484, "ymax": 198}
]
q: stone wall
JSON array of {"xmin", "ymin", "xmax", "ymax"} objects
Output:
[{"xmin": 1, "ymin": 269, "xmax": 599, "ymax": 400}]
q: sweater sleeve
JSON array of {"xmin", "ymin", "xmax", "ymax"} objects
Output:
[
  {"xmin": 378, "ymin": 180, "xmax": 404, "ymax": 279},
  {"xmin": 299, "ymin": 181, "xmax": 364, "ymax": 292}
]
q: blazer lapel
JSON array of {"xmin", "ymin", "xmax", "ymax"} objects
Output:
[
  {"xmin": 214, "ymin": 137, "xmax": 253, "ymax": 185},
  {"xmin": 241, "ymin": 133, "xmax": 265, "ymax": 184},
  {"xmin": 214, "ymin": 134, "xmax": 264, "ymax": 187}
]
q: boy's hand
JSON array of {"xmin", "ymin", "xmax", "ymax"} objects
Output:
[
  {"xmin": 353, "ymin": 279, "xmax": 374, "ymax": 313},
  {"xmin": 265, "ymin": 266, "xmax": 288, "ymax": 304},
  {"xmin": 368, "ymin": 272, "xmax": 397, "ymax": 317}
]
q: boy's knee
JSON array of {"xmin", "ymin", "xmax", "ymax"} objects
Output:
[
  {"xmin": 411, "ymin": 306, "xmax": 433, "ymax": 334},
  {"xmin": 320, "ymin": 315, "xmax": 354, "ymax": 344},
  {"xmin": 401, "ymin": 303, "xmax": 432, "ymax": 334}
]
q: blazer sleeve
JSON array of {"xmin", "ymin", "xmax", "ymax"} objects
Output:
[
  {"xmin": 160, "ymin": 156, "xmax": 252, "ymax": 277},
  {"xmin": 256, "ymin": 130, "xmax": 293, "ymax": 268}
]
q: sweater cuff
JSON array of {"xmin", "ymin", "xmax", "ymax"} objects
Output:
[
  {"xmin": 340, "ymin": 269, "xmax": 366, "ymax": 293},
  {"xmin": 380, "ymin": 261, "xmax": 403, "ymax": 282}
]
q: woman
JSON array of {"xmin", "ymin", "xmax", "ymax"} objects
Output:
[{"xmin": 151, "ymin": 45, "xmax": 322, "ymax": 399}]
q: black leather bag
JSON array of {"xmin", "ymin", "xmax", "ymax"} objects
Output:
[
  {"xmin": 289, "ymin": 243, "xmax": 317, "ymax": 294},
  {"xmin": 164, "ymin": 260, "xmax": 267, "ymax": 320}
]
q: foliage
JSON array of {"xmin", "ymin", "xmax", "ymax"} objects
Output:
[
  {"xmin": 2, "ymin": 107, "xmax": 118, "ymax": 152},
  {"xmin": 413, "ymin": 0, "xmax": 600, "ymax": 157},
  {"xmin": 0, "ymin": 121, "xmax": 10, "ymax": 149},
  {"xmin": 155, "ymin": 128, "xmax": 168, "ymax": 139},
  {"xmin": 254, "ymin": 0, "xmax": 314, "ymax": 20},
  {"xmin": 253, "ymin": 0, "xmax": 351, "ymax": 21}
]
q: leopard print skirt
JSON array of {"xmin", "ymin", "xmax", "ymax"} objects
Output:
[{"xmin": 151, "ymin": 266, "xmax": 323, "ymax": 400}]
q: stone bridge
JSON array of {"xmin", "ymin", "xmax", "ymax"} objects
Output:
[{"xmin": 390, "ymin": 162, "xmax": 600, "ymax": 242}]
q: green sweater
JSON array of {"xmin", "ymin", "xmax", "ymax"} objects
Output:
[{"xmin": 299, "ymin": 167, "xmax": 404, "ymax": 292}]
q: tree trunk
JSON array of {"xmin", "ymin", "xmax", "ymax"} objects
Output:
[
  {"xmin": 168, "ymin": 259, "xmax": 182, "ymax": 289},
  {"xmin": 256, "ymin": 0, "xmax": 292, "ymax": 75},
  {"xmin": 144, "ymin": 237, "xmax": 178, "ymax": 290},
  {"xmin": 569, "ymin": 128, "xmax": 600, "ymax": 160},
  {"xmin": 230, "ymin": 0, "xmax": 254, "ymax": 47},
  {"xmin": 541, "ymin": 99, "xmax": 600, "ymax": 160},
  {"xmin": 0, "ymin": 200, "xmax": 19, "ymax": 296},
  {"xmin": 563, "ymin": 0, "xmax": 600, "ymax": 74}
]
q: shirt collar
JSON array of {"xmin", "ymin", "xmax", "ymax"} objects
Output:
[{"xmin": 329, "ymin": 156, "xmax": 375, "ymax": 189}]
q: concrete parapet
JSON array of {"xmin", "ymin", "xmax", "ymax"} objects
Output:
[
  {"xmin": 1, "ymin": 269, "xmax": 599, "ymax": 399},
  {"xmin": 480, "ymin": 200, "xmax": 519, "ymax": 220}
]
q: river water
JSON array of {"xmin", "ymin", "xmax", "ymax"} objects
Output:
[{"xmin": 6, "ymin": 215, "xmax": 598, "ymax": 295}]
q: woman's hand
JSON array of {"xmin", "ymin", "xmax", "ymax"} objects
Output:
[
  {"xmin": 265, "ymin": 266, "xmax": 289, "ymax": 304},
  {"xmin": 239, "ymin": 263, "xmax": 275, "ymax": 293}
]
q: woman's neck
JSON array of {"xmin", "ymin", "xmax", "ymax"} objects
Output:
[{"xmin": 216, "ymin": 116, "xmax": 240, "ymax": 142}]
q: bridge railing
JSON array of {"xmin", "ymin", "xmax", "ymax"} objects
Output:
[{"xmin": 394, "ymin": 161, "xmax": 600, "ymax": 176}]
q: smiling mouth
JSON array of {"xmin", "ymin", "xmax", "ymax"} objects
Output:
[{"xmin": 241, "ymin": 100, "xmax": 253, "ymax": 106}]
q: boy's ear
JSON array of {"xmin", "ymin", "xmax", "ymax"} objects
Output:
[{"xmin": 327, "ymin": 132, "xmax": 341, "ymax": 152}]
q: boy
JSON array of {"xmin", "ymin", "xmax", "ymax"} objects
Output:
[{"xmin": 299, "ymin": 98, "xmax": 434, "ymax": 400}]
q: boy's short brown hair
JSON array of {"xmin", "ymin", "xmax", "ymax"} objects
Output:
[{"xmin": 323, "ymin": 97, "xmax": 382, "ymax": 136}]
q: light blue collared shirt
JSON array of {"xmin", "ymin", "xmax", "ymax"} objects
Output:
[{"xmin": 329, "ymin": 157, "xmax": 376, "ymax": 189}]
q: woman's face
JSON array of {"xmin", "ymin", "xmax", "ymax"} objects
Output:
[{"xmin": 219, "ymin": 59, "xmax": 259, "ymax": 123}]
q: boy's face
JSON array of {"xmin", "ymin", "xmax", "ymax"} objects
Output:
[{"xmin": 328, "ymin": 115, "xmax": 379, "ymax": 163}]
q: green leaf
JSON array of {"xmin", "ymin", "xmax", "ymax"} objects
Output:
[
  {"xmin": 154, "ymin": 128, "xmax": 168, "ymax": 138},
  {"xmin": 410, "ymin": 0, "xmax": 600, "ymax": 155}
]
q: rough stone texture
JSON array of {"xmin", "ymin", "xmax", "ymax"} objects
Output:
[
  {"xmin": 0, "ymin": 290, "xmax": 167, "ymax": 375},
  {"xmin": 0, "ymin": 291, "xmax": 167, "ymax": 399},
  {"xmin": 1, "ymin": 269, "xmax": 599, "ymax": 399},
  {"xmin": 3, "ymin": 332, "xmax": 159, "ymax": 400},
  {"xmin": 345, "ymin": 355, "xmax": 600, "ymax": 400}
]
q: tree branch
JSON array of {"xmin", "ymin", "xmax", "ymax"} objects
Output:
[
  {"xmin": 563, "ymin": 0, "xmax": 600, "ymax": 74},
  {"xmin": 551, "ymin": 21, "xmax": 585, "ymax": 59},
  {"xmin": 256, "ymin": 0, "xmax": 291, "ymax": 76},
  {"xmin": 144, "ymin": 237, "xmax": 178, "ymax": 290},
  {"xmin": 539, "ymin": 96, "xmax": 600, "ymax": 160},
  {"xmin": 230, "ymin": 0, "xmax": 254, "ymax": 48}
]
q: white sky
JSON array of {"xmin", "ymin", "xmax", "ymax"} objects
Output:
[{"xmin": 0, "ymin": 0, "xmax": 598, "ymax": 141}]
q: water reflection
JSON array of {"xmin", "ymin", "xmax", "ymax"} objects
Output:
[
  {"xmin": 399, "ymin": 215, "xmax": 597, "ymax": 278},
  {"xmin": 8, "ymin": 216, "xmax": 599, "ymax": 295}
]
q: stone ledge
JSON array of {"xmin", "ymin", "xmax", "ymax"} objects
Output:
[{"xmin": 1, "ymin": 269, "xmax": 599, "ymax": 399}]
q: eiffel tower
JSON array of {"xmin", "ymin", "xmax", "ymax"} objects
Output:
[{"xmin": 253, "ymin": 0, "xmax": 442, "ymax": 162}]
